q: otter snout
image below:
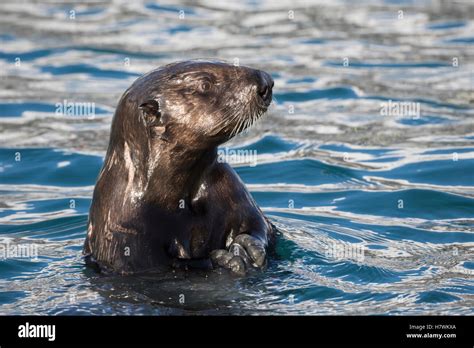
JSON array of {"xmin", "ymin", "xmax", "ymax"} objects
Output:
[{"xmin": 256, "ymin": 70, "xmax": 274, "ymax": 107}]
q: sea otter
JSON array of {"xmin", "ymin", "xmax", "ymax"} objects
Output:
[{"xmin": 83, "ymin": 60, "xmax": 275, "ymax": 275}]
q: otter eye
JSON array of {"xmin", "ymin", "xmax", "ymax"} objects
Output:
[{"xmin": 199, "ymin": 81, "xmax": 212, "ymax": 93}]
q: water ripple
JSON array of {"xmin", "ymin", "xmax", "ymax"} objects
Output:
[{"xmin": 0, "ymin": 0, "xmax": 473, "ymax": 315}]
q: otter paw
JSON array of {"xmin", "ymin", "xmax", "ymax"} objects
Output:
[
  {"xmin": 210, "ymin": 249, "xmax": 247, "ymax": 276},
  {"xmin": 231, "ymin": 234, "xmax": 267, "ymax": 268}
]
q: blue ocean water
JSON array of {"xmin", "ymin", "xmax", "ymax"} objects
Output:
[{"xmin": 0, "ymin": 0, "xmax": 473, "ymax": 315}]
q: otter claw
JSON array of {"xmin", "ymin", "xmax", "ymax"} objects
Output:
[
  {"xmin": 228, "ymin": 256, "xmax": 246, "ymax": 276},
  {"xmin": 210, "ymin": 249, "xmax": 233, "ymax": 267},
  {"xmin": 211, "ymin": 234, "xmax": 267, "ymax": 275},
  {"xmin": 233, "ymin": 234, "xmax": 266, "ymax": 268},
  {"xmin": 210, "ymin": 249, "xmax": 247, "ymax": 275}
]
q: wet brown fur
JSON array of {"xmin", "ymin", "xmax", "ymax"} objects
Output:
[{"xmin": 83, "ymin": 60, "xmax": 275, "ymax": 273}]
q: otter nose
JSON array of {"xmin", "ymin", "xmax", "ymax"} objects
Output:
[{"xmin": 257, "ymin": 71, "xmax": 274, "ymax": 106}]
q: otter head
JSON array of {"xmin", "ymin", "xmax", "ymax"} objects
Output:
[
  {"xmin": 134, "ymin": 60, "xmax": 274, "ymax": 151},
  {"xmin": 105, "ymin": 60, "xmax": 273, "ymax": 206}
]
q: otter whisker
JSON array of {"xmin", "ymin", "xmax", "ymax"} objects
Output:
[
  {"xmin": 215, "ymin": 83, "xmax": 271, "ymax": 139},
  {"xmin": 212, "ymin": 107, "xmax": 234, "ymax": 132},
  {"xmin": 228, "ymin": 103, "xmax": 244, "ymax": 137},
  {"xmin": 212, "ymin": 104, "xmax": 241, "ymax": 135},
  {"xmin": 230, "ymin": 114, "xmax": 241, "ymax": 137}
]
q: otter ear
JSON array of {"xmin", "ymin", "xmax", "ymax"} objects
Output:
[
  {"xmin": 139, "ymin": 99, "xmax": 161, "ymax": 124},
  {"xmin": 139, "ymin": 99, "xmax": 168, "ymax": 140}
]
